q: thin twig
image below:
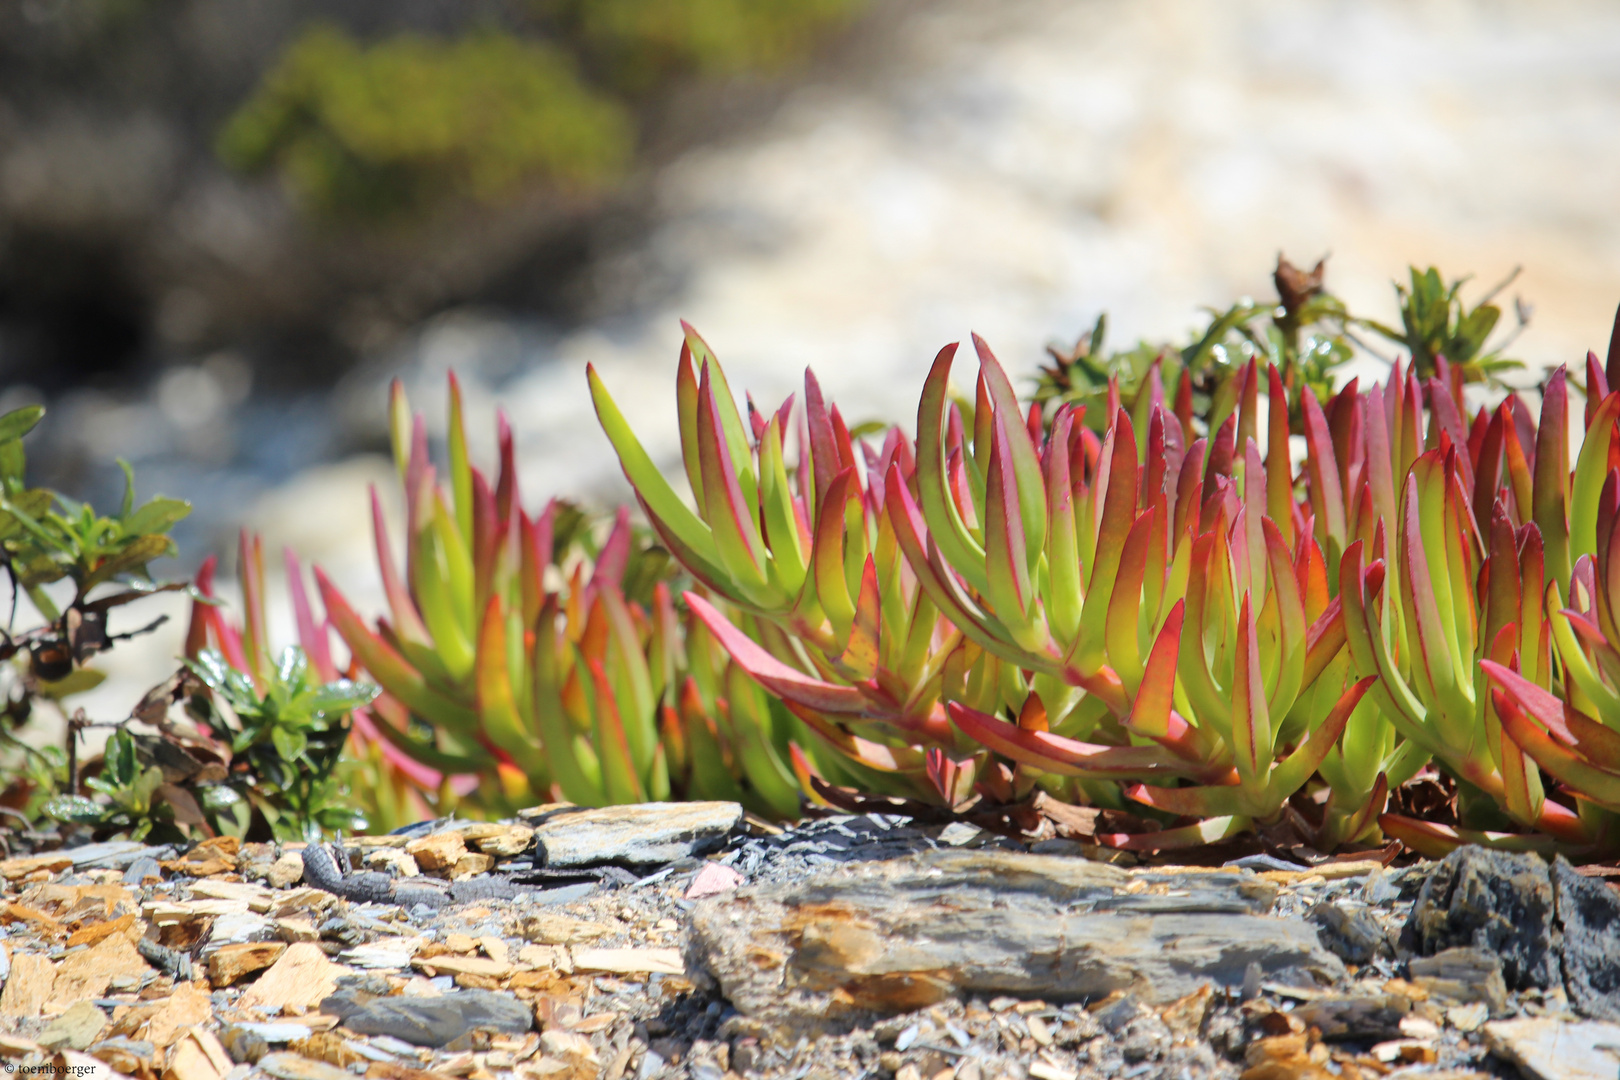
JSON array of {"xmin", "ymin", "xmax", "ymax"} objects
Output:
[{"xmin": 1477, "ymin": 264, "xmax": 1523, "ymax": 308}]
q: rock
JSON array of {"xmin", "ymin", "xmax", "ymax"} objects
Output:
[
  {"xmin": 1447, "ymin": 1001, "xmax": 1489, "ymax": 1032},
  {"xmin": 65, "ymin": 841, "xmax": 155, "ymax": 869},
  {"xmin": 450, "ymin": 853, "xmax": 495, "ymax": 880},
  {"xmin": 1408, "ymin": 947, "xmax": 1509, "ymax": 1012},
  {"xmin": 147, "ymin": 982, "xmax": 217, "ymax": 1048},
  {"xmin": 57, "ymin": 1050, "xmax": 118, "ymax": 1080},
  {"xmin": 38, "ymin": 1001, "xmax": 108, "ymax": 1051},
  {"xmin": 124, "ymin": 857, "xmax": 164, "ymax": 885},
  {"xmin": 570, "ymin": 949, "xmax": 684, "ymax": 976},
  {"xmin": 0, "ymin": 951, "xmax": 56, "ymax": 1017},
  {"xmin": 257, "ymin": 1052, "xmax": 354, "ymax": 1080},
  {"xmin": 67, "ymin": 913, "xmax": 137, "ymax": 948},
  {"xmin": 1291, "ymin": 994, "xmax": 1412, "ymax": 1040},
  {"xmin": 363, "ymin": 850, "xmax": 420, "ymax": 879},
  {"xmin": 685, "ymin": 863, "xmax": 745, "ymax": 900},
  {"xmin": 0, "ymin": 854, "xmax": 73, "ymax": 879},
  {"xmin": 189, "ymin": 880, "xmax": 276, "ymax": 912},
  {"xmin": 336, "ymin": 990, "xmax": 533, "ymax": 1048},
  {"xmin": 460, "ymin": 824, "xmax": 535, "ymax": 858},
  {"xmin": 1402, "ymin": 846, "xmax": 1557, "ymax": 990},
  {"xmin": 1551, "ymin": 858, "xmax": 1620, "ymax": 1021},
  {"xmin": 275, "ymin": 919, "xmax": 320, "ymax": 944},
  {"xmin": 162, "ymin": 837, "xmax": 240, "ymax": 878},
  {"xmin": 45, "ymin": 935, "xmax": 149, "ymax": 1014},
  {"xmin": 404, "ymin": 834, "xmax": 466, "ymax": 875},
  {"xmin": 220, "ymin": 1026, "xmax": 270, "ymax": 1065},
  {"xmin": 0, "ymin": 1033, "xmax": 42, "ymax": 1057},
  {"xmin": 88, "ymin": 1036, "xmax": 157, "ymax": 1075},
  {"xmin": 1485, "ymin": 1017, "xmax": 1620, "ymax": 1080},
  {"xmin": 208, "ymin": 943, "xmax": 287, "ymax": 986},
  {"xmin": 528, "ymin": 802, "xmax": 744, "ymax": 868},
  {"xmin": 517, "ymin": 915, "xmax": 614, "ymax": 945},
  {"xmin": 340, "ymin": 939, "xmax": 423, "ymax": 970},
  {"xmin": 689, "ymin": 849, "xmax": 1344, "ymax": 1029},
  {"xmin": 410, "ymin": 954, "xmax": 511, "ymax": 980},
  {"xmin": 164, "ymin": 1028, "xmax": 234, "ymax": 1080},
  {"xmin": 1308, "ymin": 902, "xmax": 1391, "ymax": 964},
  {"xmin": 267, "ymin": 853, "xmax": 306, "ymax": 890},
  {"xmin": 538, "ymin": 1030, "xmax": 598, "ymax": 1079},
  {"xmin": 237, "ymin": 944, "xmax": 353, "ymax": 1015}
]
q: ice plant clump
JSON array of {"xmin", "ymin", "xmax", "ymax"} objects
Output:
[
  {"xmin": 590, "ymin": 325, "xmax": 988, "ymax": 808},
  {"xmin": 318, "ymin": 376, "xmax": 803, "ymax": 817}
]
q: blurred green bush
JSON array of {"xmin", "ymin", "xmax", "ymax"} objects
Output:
[
  {"xmin": 551, "ymin": 0, "xmax": 865, "ymax": 92},
  {"xmin": 217, "ymin": 26, "xmax": 634, "ymax": 221},
  {"xmin": 218, "ymin": 3, "xmax": 865, "ymax": 222}
]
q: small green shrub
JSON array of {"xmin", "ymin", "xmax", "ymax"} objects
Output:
[
  {"xmin": 217, "ymin": 25, "xmax": 634, "ymax": 221},
  {"xmin": 550, "ymin": 0, "xmax": 864, "ymax": 93}
]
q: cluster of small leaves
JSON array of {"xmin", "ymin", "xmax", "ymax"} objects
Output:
[
  {"xmin": 45, "ymin": 648, "xmax": 376, "ymax": 843},
  {"xmin": 1033, "ymin": 259, "xmax": 1527, "ymax": 433},
  {"xmin": 1361, "ymin": 265, "xmax": 1530, "ymax": 384},
  {"xmin": 187, "ymin": 648, "xmax": 376, "ymax": 841}
]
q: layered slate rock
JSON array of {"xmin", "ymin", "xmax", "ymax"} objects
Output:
[
  {"xmin": 1402, "ymin": 846, "xmax": 1558, "ymax": 989},
  {"xmin": 1401, "ymin": 846, "xmax": 1620, "ymax": 1018},
  {"xmin": 688, "ymin": 848, "xmax": 1343, "ymax": 1030},
  {"xmin": 522, "ymin": 802, "xmax": 745, "ymax": 868},
  {"xmin": 1551, "ymin": 859, "xmax": 1620, "ymax": 1021}
]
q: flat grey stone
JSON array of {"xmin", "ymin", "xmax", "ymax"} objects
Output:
[
  {"xmin": 527, "ymin": 801, "xmax": 744, "ymax": 868},
  {"xmin": 688, "ymin": 849, "xmax": 1341, "ymax": 1031},
  {"xmin": 65, "ymin": 841, "xmax": 154, "ymax": 868},
  {"xmin": 335, "ymin": 989, "xmax": 532, "ymax": 1047}
]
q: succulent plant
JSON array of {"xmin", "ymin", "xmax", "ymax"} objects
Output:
[
  {"xmin": 319, "ymin": 374, "xmax": 804, "ymax": 818},
  {"xmin": 590, "ymin": 325, "xmax": 989, "ymax": 807}
]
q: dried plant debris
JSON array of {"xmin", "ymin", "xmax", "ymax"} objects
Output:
[{"xmin": 0, "ymin": 804, "xmax": 1615, "ymax": 1080}]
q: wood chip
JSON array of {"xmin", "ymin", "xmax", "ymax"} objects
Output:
[
  {"xmin": 238, "ymin": 943, "xmax": 352, "ymax": 1014},
  {"xmin": 208, "ymin": 941, "xmax": 287, "ymax": 986},
  {"xmin": 570, "ymin": 948, "xmax": 683, "ymax": 976},
  {"xmin": 147, "ymin": 982, "xmax": 216, "ymax": 1048},
  {"xmin": 46, "ymin": 935, "xmax": 149, "ymax": 1014},
  {"xmin": 0, "ymin": 952, "xmax": 56, "ymax": 1017}
]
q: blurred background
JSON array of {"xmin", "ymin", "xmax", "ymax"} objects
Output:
[{"xmin": 6, "ymin": 0, "xmax": 1620, "ymax": 717}]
